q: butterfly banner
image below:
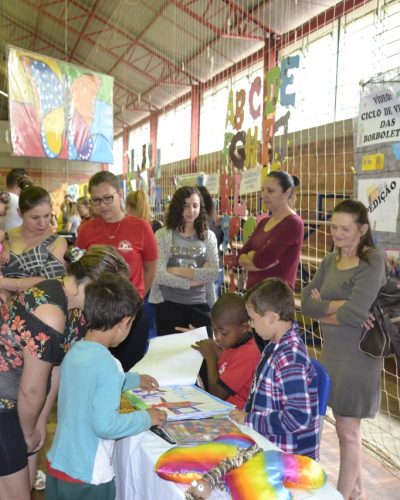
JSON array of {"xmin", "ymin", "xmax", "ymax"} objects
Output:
[{"xmin": 7, "ymin": 46, "xmax": 114, "ymax": 163}]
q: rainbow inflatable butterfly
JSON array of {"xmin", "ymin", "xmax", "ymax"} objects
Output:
[{"xmin": 155, "ymin": 434, "xmax": 326, "ymax": 499}]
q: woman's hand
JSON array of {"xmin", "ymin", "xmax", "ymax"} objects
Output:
[
  {"xmin": 140, "ymin": 374, "xmax": 160, "ymax": 391},
  {"xmin": 0, "ymin": 248, "xmax": 10, "ymax": 265},
  {"xmin": 361, "ymin": 312, "xmax": 375, "ymax": 332},
  {"xmin": 229, "ymin": 409, "xmax": 248, "ymax": 425},
  {"xmin": 175, "ymin": 324, "xmax": 195, "ymax": 332},
  {"xmin": 24, "ymin": 427, "xmax": 42, "ymax": 454},
  {"xmin": 311, "ymin": 288, "xmax": 321, "ymax": 300}
]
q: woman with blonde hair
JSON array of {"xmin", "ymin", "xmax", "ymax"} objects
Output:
[{"xmin": 126, "ymin": 190, "xmax": 162, "ymax": 233}]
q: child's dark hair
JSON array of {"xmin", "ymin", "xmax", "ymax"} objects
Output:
[
  {"xmin": 211, "ymin": 293, "xmax": 249, "ymax": 325},
  {"xmin": 165, "ymin": 185, "xmax": 207, "ymax": 240},
  {"xmin": 244, "ymin": 278, "xmax": 295, "ymax": 322},
  {"xmin": 19, "ymin": 186, "xmax": 51, "ymax": 214},
  {"xmin": 66, "ymin": 245, "xmax": 130, "ymax": 284},
  {"xmin": 84, "ymin": 273, "xmax": 141, "ymax": 331},
  {"xmin": 6, "ymin": 168, "xmax": 28, "ymax": 188}
]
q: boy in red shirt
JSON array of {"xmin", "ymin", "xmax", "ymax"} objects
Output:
[{"xmin": 192, "ymin": 293, "xmax": 261, "ymax": 409}]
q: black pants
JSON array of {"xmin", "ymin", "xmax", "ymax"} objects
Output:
[
  {"xmin": 154, "ymin": 301, "xmax": 212, "ymax": 337},
  {"xmin": 110, "ymin": 305, "xmax": 149, "ymax": 371}
]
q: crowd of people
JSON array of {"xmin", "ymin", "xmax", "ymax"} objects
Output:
[{"xmin": 0, "ymin": 168, "xmax": 386, "ymax": 500}]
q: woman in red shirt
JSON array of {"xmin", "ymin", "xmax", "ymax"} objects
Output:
[{"xmin": 238, "ymin": 171, "xmax": 303, "ymax": 291}]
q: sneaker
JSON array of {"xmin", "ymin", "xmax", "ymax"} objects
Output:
[{"xmin": 33, "ymin": 469, "xmax": 46, "ymax": 491}]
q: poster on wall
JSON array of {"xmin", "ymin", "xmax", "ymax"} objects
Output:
[
  {"xmin": 357, "ymin": 83, "xmax": 400, "ymax": 147},
  {"xmin": 385, "ymin": 248, "xmax": 400, "ymax": 280},
  {"xmin": 357, "ymin": 177, "xmax": 400, "ymax": 232},
  {"xmin": 8, "ymin": 47, "xmax": 114, "ymax": 163},
  {"xmin": 176, "ymin": 173, "xmax": 201, "ymax": 187},
  {"xmin": 239, "ymin": 166, "xmax": 262, "ymax": 195},
  {"xmin": 203, "ymin": 173, "xmax": 219, "ymax": 194}
]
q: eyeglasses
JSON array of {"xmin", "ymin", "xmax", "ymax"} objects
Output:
[
  {"xmin": 0, "ymin": 192, "xmax": 10, "ymax": 204},
  {"xmin": 90, "ymin": 192, "xmax": 118, "ymax": 206}
]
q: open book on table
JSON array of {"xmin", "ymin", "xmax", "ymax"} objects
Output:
[
  {"xmin": 122, "ymin": 327, "xmax": 234, "ymax": 421},
  {"xmin": 122, "ymin": 384, "xmax": 234, "ymax": 421}
]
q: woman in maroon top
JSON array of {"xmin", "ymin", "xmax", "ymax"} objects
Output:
[{"xmin": 238, "ymin": 171, "xmax": 304, "ymax": 291}]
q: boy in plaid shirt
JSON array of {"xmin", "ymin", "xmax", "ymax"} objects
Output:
[{"xmin": 230, "ymin": 278, "xmax": 319, "ymax": 459}]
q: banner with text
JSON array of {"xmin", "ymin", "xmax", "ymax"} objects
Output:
[{"xmin": 357, "ymin": 84, "xmax": 400, "ymax": 147}]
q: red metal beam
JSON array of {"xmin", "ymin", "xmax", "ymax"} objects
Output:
[
  {"xmin": 107, "ymin": 1, "xmax": 171, "ymax": 74},
  {"xmin": 21, "ymin": 0, "xmax": 166, "ymax": 92},
  {"xmin": 190, "ymin": 84, "xmax": 200, "ymax": 171},
  {"xmin": 68, "ymin": 0, "xmax": 101, "ymax": 60},
  {"xmin": 221, "ymin": 0, "xmax": 276, "ymax": 37},
  {"xmin": 279, "ymin": 0, "xmax": 372, "ymax": 48},
  {"xmin": 66, "ymin": 0, "xmax": 199, "ymax": 82}
]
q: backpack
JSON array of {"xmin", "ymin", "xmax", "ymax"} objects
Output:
[{"xmin": 359, "ymin": 277, "xmax": 400, "ymax": 361}]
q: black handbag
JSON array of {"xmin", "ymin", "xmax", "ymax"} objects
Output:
[{"xmin": 359, "ymin": 278, "xmax": 400, "ymax": 360}]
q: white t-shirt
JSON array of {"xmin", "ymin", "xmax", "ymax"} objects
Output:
[{"xmin": 2, "ymin": 192, "xmax": 22, "ymax": 231}]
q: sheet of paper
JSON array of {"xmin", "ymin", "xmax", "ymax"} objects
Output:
[{"xmin": 130, "ymin": 327, "xmax": 208, "ymax": 386}]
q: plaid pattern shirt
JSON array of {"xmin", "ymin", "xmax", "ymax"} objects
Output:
[{"xmin": 245, "ymin": 322, "xmax": 319, "ymax": 459}]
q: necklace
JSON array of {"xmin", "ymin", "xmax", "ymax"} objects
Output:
[{"xmin": 101, "ymin": 216, "xmax": 124, "ymax": 240}]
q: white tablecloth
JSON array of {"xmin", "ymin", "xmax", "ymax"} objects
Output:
[{"xmin": 114, "ymin": 425, "xmax": 343, "ymax": 500}]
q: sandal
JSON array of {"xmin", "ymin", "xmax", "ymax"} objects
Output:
[{"xmin": 33, "ymin": 469, "xmax": 46, "ymax": 491}]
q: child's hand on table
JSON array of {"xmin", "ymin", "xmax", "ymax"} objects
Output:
[
  {"xmin": 229, "ymin": 409, "xmax": 248, "ymax": 425},
  {"xmin": 147, "ymin": 408, "xmax": 168, "ymax": 428},
  {"xmin": 139, "ymin": 374, "xmax": 159, "ymax": 391}
]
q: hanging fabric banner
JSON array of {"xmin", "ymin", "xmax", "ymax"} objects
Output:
[{"xmin": 7, "ymin": 46, "xmax": 114, "ymax": 163}]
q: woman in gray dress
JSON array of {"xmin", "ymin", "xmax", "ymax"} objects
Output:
[{"xmin": 301, "ymin": 199, "xmax": 386, "ymax": 500}]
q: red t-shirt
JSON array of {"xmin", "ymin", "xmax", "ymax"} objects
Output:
[
  {"xmin": 217, "ymin": 335, "xmax": 261, "ymax": 410},
  {"xmin": 76, "ymin": 215, "xmax": 158, "ymax": 298}
]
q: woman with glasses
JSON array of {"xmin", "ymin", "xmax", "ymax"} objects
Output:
[
  {"xmin": 76, "ymin": 171, "xmax": 158, "ymax": 370},
  {"xmin": 0, "ymin": 185, "xmax": 68, "ymax": 299}
]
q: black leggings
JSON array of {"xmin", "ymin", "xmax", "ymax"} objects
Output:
[
  {"xmin": 0, "ymin": 411, "xmax": 28, "ymax": 476},
  {"xmin": 155, "ymin": 301, "xmax": 212, "ymax": 337},
  {"xmin": 110, "ymin": 305, "xmax": 149, "ymax": 371}
]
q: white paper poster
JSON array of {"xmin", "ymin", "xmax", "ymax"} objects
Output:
[
  {"xmin": 357, "ymin": 84, "xmax": 400, "ymax": 147},
  {"xmin": 203, "ymin": 173, "xmax": 219, "ymax": 194},
  {"xmin": 130, "ymin": 327, "xmax": 208, "ymax": 386},
  {"xmin": 357, "ymin": 177, "xmax": 400, "ymax": 232},
  {"xmin": 176, "ymin": 173, "xmax": 201, "ymax": 187},
  {"xmin": 239, "ymin": 166, "xmax": 262, "ymax": 195}
]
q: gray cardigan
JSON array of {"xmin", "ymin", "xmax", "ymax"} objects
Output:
[{"xmin": 149, "ymin": 227, "xmax": 219, "ymax": 307}]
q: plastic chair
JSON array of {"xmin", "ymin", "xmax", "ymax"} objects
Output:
[{"xmin": 311, "ymin": 358, "xmax": 331, "ymax": 439}]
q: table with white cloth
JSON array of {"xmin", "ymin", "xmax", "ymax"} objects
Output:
[{"xmin": 114, "ymin": 424, "xmax": 343, "ymax": 500}]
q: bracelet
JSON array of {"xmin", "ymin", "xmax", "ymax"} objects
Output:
[{"xmin": 16, "ymin": 279, "xmax": 20, "ymax": 295}]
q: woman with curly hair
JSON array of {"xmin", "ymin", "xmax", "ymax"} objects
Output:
[{"xmin": 149, "ymin": 186, "xmax": 219, "ymax": 336}]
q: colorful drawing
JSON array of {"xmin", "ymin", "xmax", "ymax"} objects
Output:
[
  {"xmin": 385, "ymin": 249, "xmax": 400, "ymax": 279},
  {"xmin": 8, "ymin": 47, "xmax": 114, "ymax": 163}
]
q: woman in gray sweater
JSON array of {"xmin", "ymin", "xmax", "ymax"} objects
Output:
[{"xmin": 301, "ymin": 199, "xmax": 386, "ymax": 500}]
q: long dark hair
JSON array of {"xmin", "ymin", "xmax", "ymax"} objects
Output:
[
  {"xmin": 332, "ymin": 199, "xmax": 375, "ymax": 260},
  {"xmin": 166, "ymin": 186, "xmax": 207, "ymax": 240}
]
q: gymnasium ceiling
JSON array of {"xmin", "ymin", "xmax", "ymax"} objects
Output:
[{"xmin": 0, "ymin": 0, "xmax": 357, "ymax": 138}]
